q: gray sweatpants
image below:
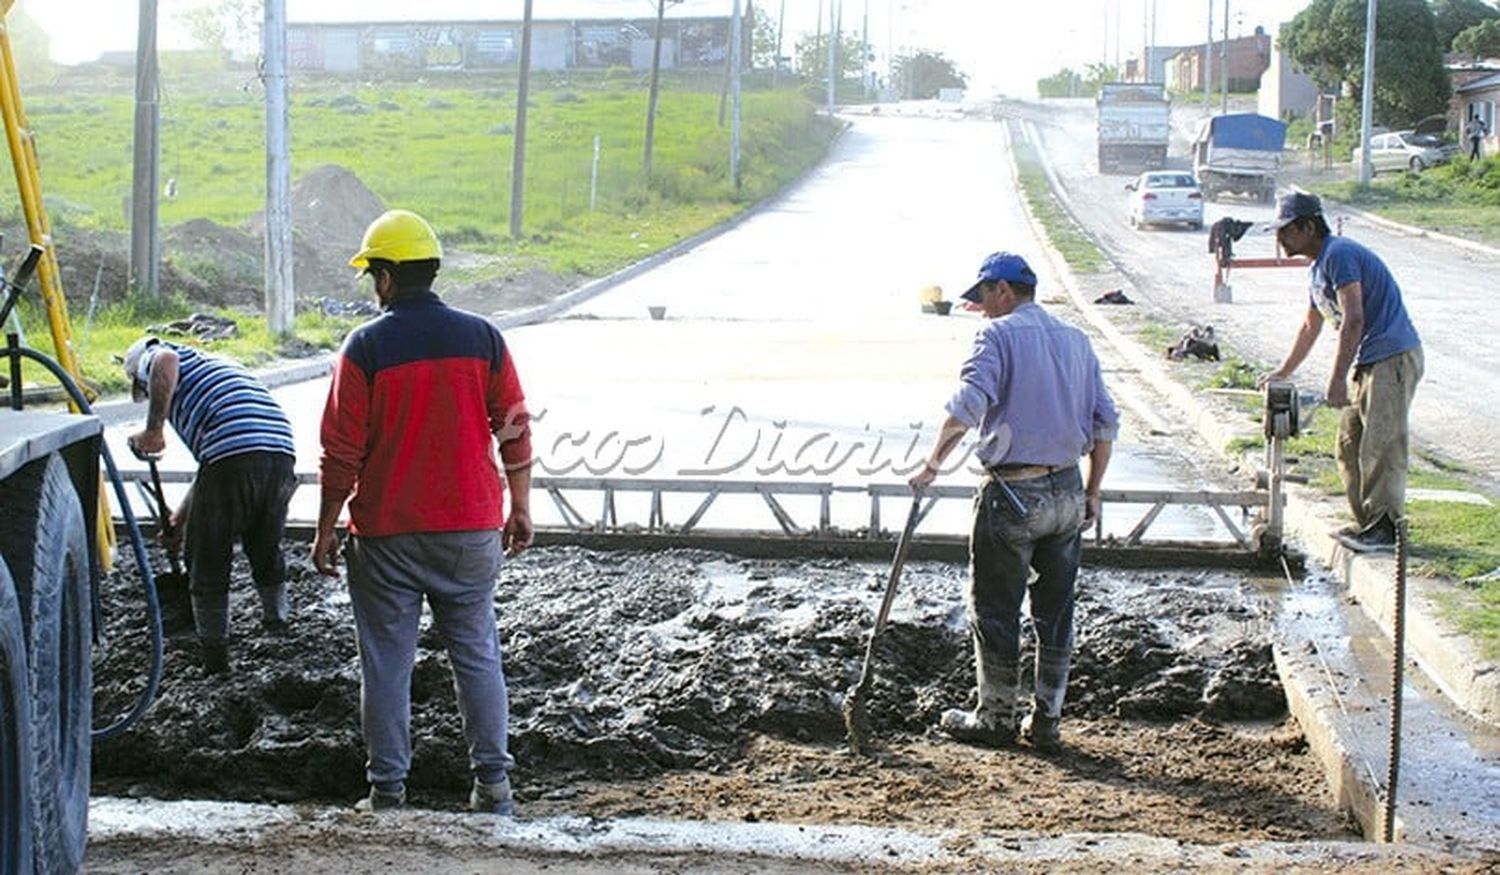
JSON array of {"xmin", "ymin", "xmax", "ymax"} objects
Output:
[{"xmin": 346, "ymin": 529, "xmax": 513, "ymax": 788}]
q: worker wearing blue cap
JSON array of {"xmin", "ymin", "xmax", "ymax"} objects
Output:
[
  {"xmin": 910, "ymin": 251, "xmax": 1119, "ymax": 754},
  {"xmin": 1261, "ymin": 191, "xmax": 1423, "ymax": 553}
]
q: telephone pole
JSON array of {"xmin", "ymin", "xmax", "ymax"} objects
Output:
[
  {"xmin": 263, "ymin": 0, "xmax": 293, "ymax": 338},
  {"xmin": 510, "ymin": 0, "xmax": 534, "ymax": 240},
  {"xmin": 130, "ymin": 0, "xmax": 161, "ymax": 299}
]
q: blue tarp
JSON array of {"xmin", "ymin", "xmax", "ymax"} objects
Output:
[{"xmin": 1209, "ymin": 114, "xmax": 1287, "ymax": 152}]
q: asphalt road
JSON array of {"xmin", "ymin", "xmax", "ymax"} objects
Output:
[{"xmin": 1017, "ymin": 98, "xmax": 1500, "ymax": 485}]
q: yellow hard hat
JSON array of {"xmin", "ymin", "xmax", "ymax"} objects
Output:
[
  {"xmin": 919, "ymin": 284, "xmax": 945, "ymax": 305},
  {"xmin": 349, "ymin": 209, "xmax": 443, "ymax": 269}
]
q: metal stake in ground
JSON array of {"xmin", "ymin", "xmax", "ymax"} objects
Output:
[
  {"xmin": 1383, "ymin": 516, "xmax": 1410, "ymax": 843},
  {"xmin": 843, "ymin": 492, "xmax": 923, "ymax": 756}
]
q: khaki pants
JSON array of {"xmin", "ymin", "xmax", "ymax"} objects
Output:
[{"xmin": 1338, "ymin": 346, "xmax": 1423, "ymax": 528}]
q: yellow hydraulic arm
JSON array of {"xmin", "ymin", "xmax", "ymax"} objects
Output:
[{"xmin": 1, "ymin": 1, "xmax": 115, "ymax": 563}]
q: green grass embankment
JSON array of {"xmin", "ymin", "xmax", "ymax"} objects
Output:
[
  {"xmin": 1313, "ymin": 155, "xmax": 1500, "ymax": 248},
  {"xmin": 28, "ymin": 73, "xmax": 838, "ymax": 276}
]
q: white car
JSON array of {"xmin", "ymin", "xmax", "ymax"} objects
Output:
[
  {"xmin": 1352, "ymin": 130, "xmax": 1459, "ymax": 174},
  {"xmin": 1126, "ymin": 171, "xmax": 1204, "ymax": 230}
]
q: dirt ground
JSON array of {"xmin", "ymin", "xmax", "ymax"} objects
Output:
[{"xmin": 91, "ymin": 541, "xmax": 1352, "ymax": 848}]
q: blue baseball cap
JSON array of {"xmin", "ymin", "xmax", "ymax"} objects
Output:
[
  {"xmin": 1269, "ymin": 191, "xmax": 1323, "ymax": 230},
  {"xmin": 961, "ymin": 252, "xmax": 1038, "ymax": 302}
]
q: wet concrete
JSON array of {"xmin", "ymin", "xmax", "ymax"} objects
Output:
[{"xmin": 97, "ymin": 542, "xmax": 1307, "ymax": 822}]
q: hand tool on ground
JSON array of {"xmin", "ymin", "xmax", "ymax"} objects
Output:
[
  {"xmin": 145, "ymin": 458, "xmax": 193, "ymax": 633},
  {"xmin": 843, "ymin": 492, "xmax": 923, "ymax": 756}
]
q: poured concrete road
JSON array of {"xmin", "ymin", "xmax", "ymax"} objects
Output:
[{"xmin": 107, "ymin": 110, "xmax": 1231, "ymax": 542}]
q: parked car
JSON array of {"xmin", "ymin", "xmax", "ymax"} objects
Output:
[
  {"xmin": 1125, "ymin": 171, "xmax": 1204, "ymax": 230},
  {"xmin": 1352, "ymin": 130, "xmax": 1459, "ymax": 174}
]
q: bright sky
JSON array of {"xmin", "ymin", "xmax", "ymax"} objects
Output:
[{"xmin": 21, "ymin": 0, "xmax": 1314, "ymax": 97}]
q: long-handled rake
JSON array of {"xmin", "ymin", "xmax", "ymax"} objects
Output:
[{"xmin": 842, "ymin": 492, "xmax": 923, "ymax": 756}]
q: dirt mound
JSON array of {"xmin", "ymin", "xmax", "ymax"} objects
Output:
[
  {"xmin": 88, "ymin": 543, "xmax": 1330, "ymax": 843},
  {"xmin": 246, "ymin": 164, "xmax": 386, "ymax": 269}
]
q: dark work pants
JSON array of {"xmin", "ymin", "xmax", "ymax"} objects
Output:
[
  {"xmin": 968, "ymin": 466, "xmax": 1086, "ymax": 724},
  {"xmin": 183, "ymin": 451, "xmax": 297, "ymax": 640}
]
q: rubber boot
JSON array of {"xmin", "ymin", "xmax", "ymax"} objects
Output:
[
  {"xmin": 1033, "ymin": 644, "xmax": 1072, "ymax": 720},
  {"xmin": 199, "ymin": 637, "xmax": 230, "ymax": 675},
  {"xmin": 939, "ymin": 657, "xmax": 1019, "ymax": 747},
  {"xmin": 258, "ymin": 584, "xmax": 291, "ymax": 633}
]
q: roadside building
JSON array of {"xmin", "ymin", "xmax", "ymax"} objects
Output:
[
  {"xmin": 1258, "ymin": 23, "xmax": 1320, "ymax": 122},
  {"xmin": 1165, "ymin": 30, "xmax": 1271, "ymax": 94},
  {"xmin": 285, "ymin": 0, "xmax": 748, "ymax": 75},
  {"xmin": 1124, "ymin": 45, "xmax": 1191, "ymax": 84},
  {"xmin": 1450, "ymin": 66, "xmax": 1500, "ymax": 152}
]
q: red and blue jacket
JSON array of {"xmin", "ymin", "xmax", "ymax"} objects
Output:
[{"xmin": 319, "ymin": 290, "xmax": 532, "ymax": 537}]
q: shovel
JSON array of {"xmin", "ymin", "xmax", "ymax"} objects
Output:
[
  {"xmin": 842, "ymin": 492, "xmax": 923, "ymax": 756},
  {"xmin": 145, "ymin": 459, "xmax": 194, "ymax": 634}
]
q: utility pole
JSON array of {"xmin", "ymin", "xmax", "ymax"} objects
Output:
[
  {"xmin": 1221, "ymin": 0, "xmax": 1229, "ymax": 114},
  {"xmin": 263, "ymin": 0, "xmax": 293, "ymax": 338},
  {"xmin": 731, "ymin": 0, "xmax": 742, "ymax": 193},
  {"xmin": 862, "ymin": 0, "xmax": 870, "ymax": 98},
  {"xmin": 1358, "ymin": 0, "xmax": 1377, "ymax": 184},
  {"xmin": 644, "ymin": 0, "xmax": 669, "ymax": 174},
  {"xmin": 1202, "ymin": 0, "xmax": 1212, "ymax": 117},
  {"xmin": 773, "ymin": 0, "xmax": 786, "ymax": 87},
  {"xmin": 509, "ymin": 0, "xmax": 534, "ymax": 240},
  {"xmin": 130, "ymin": 0, "xmax": 161, "ymax": 299},
  {"xmin": 1150, "ymin": 0, "xmax": 1157, "ymax": 81},
  {"xmin": 827, "ymin": 0, "xmax": 837, "ymax": 113}
]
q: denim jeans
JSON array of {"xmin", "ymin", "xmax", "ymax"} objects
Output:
[{"xmin": 968, "ymin": 466, "xmax": 1086, "ymax": 723}]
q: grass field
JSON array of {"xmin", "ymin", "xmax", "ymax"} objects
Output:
[{"xmin": 23, "ymin": 71, "xmax": 838, "ymax": 276}]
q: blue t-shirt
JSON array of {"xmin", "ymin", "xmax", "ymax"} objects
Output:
[{"xmin": 1309, "ymin": 236, "xmax": 1421, "ymax": 367}]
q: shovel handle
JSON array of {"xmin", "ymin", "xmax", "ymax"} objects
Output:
[
  {"xmin": 870, "ymin": 493, "xmax": 922, "ymax": 637},
  {"xmin": 147, "ymin": 461, "xmax": 183, "ymax": 572}
]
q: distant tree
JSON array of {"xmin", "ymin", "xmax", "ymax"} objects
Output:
[
  {"xmin": 1037, "ymin": 68, "xmax": 1085, "ymax": 98},
  {"xmin": 1281, "ymin": 0, "xmax": 1449, "ymax": 128},
  {"xmin": 751, "ymin": 9, "xmax": 781, "ymax": 69},
  {"xmin": 1432, "ymin": 0, "xmax": 1500, "ymax": 52},
  {"xmin": 792, "ymin": 31, "xmax": 864, "ymax": 82},
  {"xmin": 890, "ymin": 50, "xmax": 967, "ymax": 99},
  {"xmin": 1454, "ymin": 19, "xmax": 1500, "ymax": 60},
  {"xmin": 177, "ymin": 0, "xmax": 262, "ymax": 60}
]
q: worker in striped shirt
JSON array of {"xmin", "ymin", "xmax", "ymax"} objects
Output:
[{"xmin": 124, "ymin": 337, "xmax": 298, "ymax": 675}]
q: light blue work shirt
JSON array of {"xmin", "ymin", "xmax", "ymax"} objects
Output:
[
  {"xmin": 1309, "ymin": 236, "xmax": 1421, "ymax": 367},
  {"xmin": 944, "ymin": 302, "xmax": 1120, "ymax": 468}
]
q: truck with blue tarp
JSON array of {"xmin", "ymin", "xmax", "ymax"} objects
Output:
[{"xmin": 1191, "ymin": 113, "xmax": 1288, "ymax": 203}]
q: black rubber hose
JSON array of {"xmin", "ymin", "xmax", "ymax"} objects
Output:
[{"xmin": 1, "ymin": 344, "xmax": 164, "ymax": 739}]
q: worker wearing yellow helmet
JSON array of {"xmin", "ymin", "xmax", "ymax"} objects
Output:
[{"xmin": 316, "ymin": 209, "xmax": 533, "ymax": 816}]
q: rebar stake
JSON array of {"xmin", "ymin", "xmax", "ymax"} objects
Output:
[{"xmin": 1383, "ymin": 516, "xmax": 1410, "ymax": 843}]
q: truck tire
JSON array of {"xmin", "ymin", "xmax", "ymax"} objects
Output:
[
  {"xmin": 0, "ymin": 453, "xmax": 92, "ymax": 874},
  {"xmin": 0, "ymin": 556, "xmax": 37, "ymax": 875}
]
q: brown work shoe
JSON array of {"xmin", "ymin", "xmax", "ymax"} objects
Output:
[
  {"xmin": 1021, "ymin": 711, "xmax": 1062, "ymax": 753},
  {"xmin": 939, "ymin": 708, "xmax": 1017, "ymax": 748}
]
